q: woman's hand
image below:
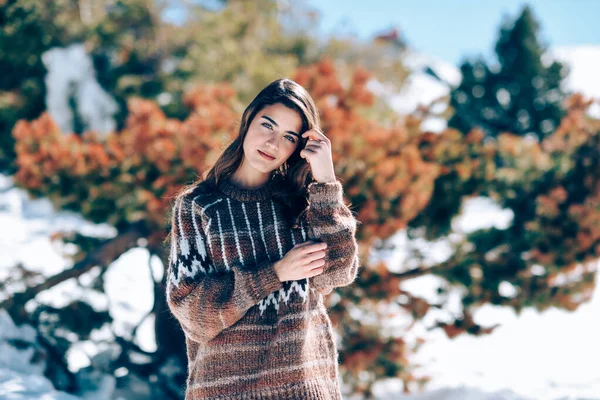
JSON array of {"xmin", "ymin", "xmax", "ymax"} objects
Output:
[
  {"xmin": 273, "ymin": 240, "xmax": 328, "ymax": 282},
  {"xmin": 300, "ymin": 128, "xmax": 336, "ymax": 184}
]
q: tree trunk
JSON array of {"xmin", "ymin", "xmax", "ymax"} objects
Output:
[
  {"xmin": 2, "ymin": 223, "xmax": 146, "ymax": 323},
  {"xmin": 152, "ymin": 244, "xmax": 187, "ymax": 365}
]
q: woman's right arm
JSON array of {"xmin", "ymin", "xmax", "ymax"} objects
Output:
[{"xmin": 166, "ymin": 194, "xmax": 283, "ymax": 345}]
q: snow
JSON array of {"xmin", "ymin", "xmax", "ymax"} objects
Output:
[
  {"xmin": 400, "ymin": 265, "xmax": 600, "ymax": 398},
  {"xmin": 0, "ymin": 368, "xmax": 80, "ymax": 400},
  {"xmin": 0, "ymin": 309, "xmax": 44, "ymax": 376},
  {"xmin": 551, "ymin": 45, "xmax": 600, "ymax": 117},
  {"xmin": 0, "ymin": 309, "xmax": 81, "ymax": 399},
  {"xmin": 377, "ymin": 385, "xmax": 531, "ymax": 400},
  {"xmin": 375, "ymin": 196, "xmax": 600, "ymax": 400},
  {"xmin": 42, "ymin": 43, "xmax": 118, "ymax": 136},
  {"xmin": 390, "ymin": 50, "xmax": 461, "ymax": 114},
  {"xmin": 367, "ymin": 49, "xmax": 460, "ymax": 133},
  {"xmin": 377, "ymin": 45, "xmax": 600, "ymax": 132},
  {"xmin": 0, "ymin": 176, "xmax": 158, "ymax": 398},
  {"xmin": 103, "ymin": 248, "xmax": 156, "ymax": 346},
  {"xmin": 405, "ymin": 284, "xmax": 600, "ymax": 399}
]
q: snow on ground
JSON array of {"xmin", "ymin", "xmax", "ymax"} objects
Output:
[
  {"xmin": 381, "ymin": 386, "xmax": 532, "ymax": 400},
  {"xmin": 0, "ymin": 368, "xmax": 81, "ymax": 400},
  {"xmin": 372, "ymin": 196, "xmax": 600, "ymax": 400},
  {"xmin": 0, "ymin": 175, "xmax": 159, "ymax": 398},
  {"xmin": 0, "ymin": 308, "xmax": 81, "ymax": 400}
]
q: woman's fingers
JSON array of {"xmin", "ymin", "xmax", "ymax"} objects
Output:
[
  {"xmin": 304, "ymin": 249, "xmax": 326, "ymax": 263},
  {"xmin": 304, "ymin": 242, "xmax": 327, "ymax": 253},
  {"xmin": 301, "ymin": 128, "xmax": 330, "ymax": 144},
  {"xmin": 306, "ymin": 263, "xmax": 324, "ymax": 276},
  {"xmin": 308, "ymin": 258, "xmax": 326, "ymax": 270},
  {"xmin": 304, "ymin": 139, "xmax": 326, "ymax": 152},
  {"xmin": 294, "ymin": 240, "xmax": 316, "ymax": 248},
  {"xmin": 290, "ymin": 241, "xmax": 327, "ymax": 278},
  {"xmin": 306, "ymin": 139, "xmax": 326, "ymax": 146},
  {"xmin": 295, "ymin": 241, "xmax": 327, "ymax": 253}
]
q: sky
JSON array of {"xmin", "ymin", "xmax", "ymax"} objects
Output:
[{"xmin": 305, "ymin": 0, "xmax": 600, "ymax": 65}]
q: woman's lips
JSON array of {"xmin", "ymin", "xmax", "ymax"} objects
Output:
[{"xmin": 258, "ymin": 150, "xmax": 276, "ymax": 160}]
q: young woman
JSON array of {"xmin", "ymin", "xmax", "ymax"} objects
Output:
[{"xmin": 166, "ymin": 78, "xmax": 360, "ymax": 399}]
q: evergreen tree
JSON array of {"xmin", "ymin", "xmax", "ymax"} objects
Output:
[{"xmin": 448, "ymin": 5, "xmax": 568, "ymax": 140}]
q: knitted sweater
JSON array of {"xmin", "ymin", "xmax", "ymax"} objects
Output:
[{"xmin": 166, "ymin": 176, "xmax": 360, "ymax": 400}]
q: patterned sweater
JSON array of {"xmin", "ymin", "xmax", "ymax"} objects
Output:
[{"xmin": 166, "ymin": 176, "xmax": 360, "ymax": 399}]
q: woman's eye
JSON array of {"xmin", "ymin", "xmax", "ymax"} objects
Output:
[
  {"xmin": 285, "ymin": 135, "xmax": 296, "ymax": 143},
  {"xmin": 262, "ymin": 122, "xmax": 273, "ymax": 130}
]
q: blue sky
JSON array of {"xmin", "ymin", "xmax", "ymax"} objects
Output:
[{"xmin": 305, "ymin": 0, "xmax": 600, "ymax": 65}]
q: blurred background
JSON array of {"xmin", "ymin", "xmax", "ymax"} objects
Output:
[{"xmin": 1, "ymin": 0, "xmax": 599, "ymax": 399}]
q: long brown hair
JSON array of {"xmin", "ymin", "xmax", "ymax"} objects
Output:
[{"xmin": 167, "ymin": 78, "xmax": 321, "ymax": 241}]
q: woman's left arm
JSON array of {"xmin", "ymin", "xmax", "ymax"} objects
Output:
[
  {"xmin": 304, "ymin": 179, "xmax": 360, "ymax": 295},
  {"xmin": 299, "ymin": 128, "xmax": 361, "ymax": 295}
]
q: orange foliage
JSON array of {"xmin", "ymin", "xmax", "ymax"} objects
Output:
[
  {"xmin": 13, "ymin": 83, "xmax": 238, "ymax": 239},
  {"xmin": 291, "ymin": 60, "xmax": 466, "ymax": 246}
]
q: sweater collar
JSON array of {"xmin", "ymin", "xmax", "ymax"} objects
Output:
[{"xmin": 217, "ymin": 177, "xmax": 275, "ymax": 202}]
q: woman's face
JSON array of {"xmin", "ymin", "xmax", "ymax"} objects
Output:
[{"xmin": 242, "ymin": 103, "xmax": 303, "ymax": 174}]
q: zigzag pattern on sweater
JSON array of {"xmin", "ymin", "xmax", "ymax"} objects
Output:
[
  {"xmin": 258, "ymin": 278, "xmax": 309, "ymax": 315},
  {"xmin": 167, "ymin": 196, "xmax": 216, "ymax": 291}
]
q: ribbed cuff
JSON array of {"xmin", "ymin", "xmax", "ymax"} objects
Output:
[
  {"xmin": 307, "ymin": 180, "xmax": 343, "ymax": 204},
  {"xmin": 251, "ymin": 262, "xmax": 284, "ymax": 300}
]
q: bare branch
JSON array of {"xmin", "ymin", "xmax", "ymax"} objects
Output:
[{"xmin": 1, "ymin": 223, "xmax": 146, "ymax": 321}]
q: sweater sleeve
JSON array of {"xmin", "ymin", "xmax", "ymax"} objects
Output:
[
  {"xmin": 304, "ymin": 179, "xmax": 361, "ymax": 295},
  {"xmin": 166, "ymin": 194, "xmax": 283, "ymax": 345}
]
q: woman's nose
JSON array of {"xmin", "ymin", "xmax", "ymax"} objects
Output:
[{"xmin": 265, "ymin": 138, "xmax": 278, "ymax": 150}]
